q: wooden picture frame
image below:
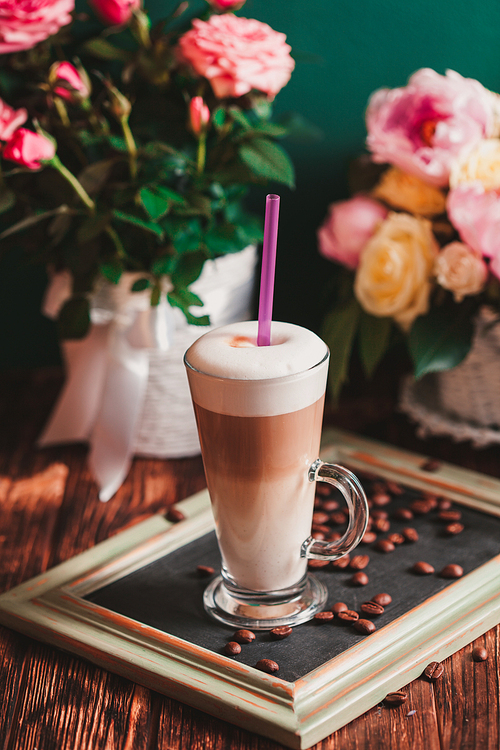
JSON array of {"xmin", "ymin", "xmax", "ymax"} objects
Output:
[{"xmin": 1, "ymin": 428, "xmax": 500, "ymax": 749}]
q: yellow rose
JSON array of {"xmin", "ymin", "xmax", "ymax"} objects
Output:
[
  {"xmin": 354, "ymin": 212, "xmax": 438, "ymax": 330},
  {"xmin": 372, "ymin": 167, "xmax": 446, "ymax": 217},
  {"xmin": 450, "ymin": 138, "xmax": 500, "ymax": 190}
]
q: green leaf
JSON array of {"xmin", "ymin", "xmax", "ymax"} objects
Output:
[
  {"xmin": 78, "ymin": 159, "xmax": 115, "ymax": 195},
  {"xmin": 276, "ymin": 112, "xmax": 324, "ymax": 143},
  {"xmin": 212, "ymin": 107, "xmax": 226, "ymax": 129},
  {"xmin": 77, "ymin": 213, "xmax": 110, "ymax": 245},
  {"xmin": 113, "ymin": 209, "xmax": 164, "ymax": 238},
  {"xmin": 82, "ymin": 38, "xmax": 131, "ymax": 62},
  {"xmin": 131, "ymin": 278, "xmax": 150, "ymax": 292},
  {"xmin": 99, "ymin": 260, "xmax": 123, "ymax": 284},
  {"xmin": 358, "ymin": 312, "xmax": 392, "ymax": 379},
  {"xmin": 154, "ymin": 185, "xmax": 186, "ymax": 205},
  {"xmin": 409, "ymin": 302, "xmax": 475, "ymax": 379},
  {"xmin": 321, "ymin": 297, "xmax": 361, "ymax": 400},
  {"xmin": 171, "ymin": 250, "xmax": 207, "ymax": 288},
  {"xmin": 139, "ymin": 187, "xmax": 170, "ymax": 221},
  {"xmin": 229, "ymin": 107, "xmax": 252, "ymax": 130},
  {"xmin": 151, "ymin": 255, "xmax": 174, "ymax": 276},
  {"xmin": 168, "ymin": 289, "xmax": 210, "ymax": 326},
  {"xmin": 57, "ymin": 297, "xmax": 91, "ymax": 340},
  {"xmin": 0, "ymin": 187, "xmax": 15, "ymax": 215},
  {"xmin": 151, "ymin": 285, "xmax": 161, "ymax": 306},
  {"xmin": 205, "ymin": 223, "xmax": 244, "ymax": 255},
  {"xmin": 239, "ymin": 138, "xmax": 295, "ymax": 188},
  {"xmin": 107, "ymin": 136, "xmax": 128, "ymax": 152},
  {"xmin": 163, "ymin": 217, "xmax": 202, "ymax": 254}
]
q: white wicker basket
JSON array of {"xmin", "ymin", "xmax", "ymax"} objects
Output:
[{"xmin": 133, "ymin": 244, "xmax": 258, "ymax": 458}]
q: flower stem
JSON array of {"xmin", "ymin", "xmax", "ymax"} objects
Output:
[
  {"xmin": 196, "ymin": 131, "xmax": 207, "ymax": 175},
  {"xmin": 105, "ymin": 225, "xmax": 126, "ymax": 259},
  {"xmin": 120, "ymin": 117, "xmax": 137, "ymax": 180},
  {"xmin": 49, "ymin": 155, "xmax": 95, "ymax": 211}
]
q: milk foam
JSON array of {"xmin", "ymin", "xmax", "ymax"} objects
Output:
[{"xmin": 185, "ymin": 321, "xmax": 329, "ymax": 417}]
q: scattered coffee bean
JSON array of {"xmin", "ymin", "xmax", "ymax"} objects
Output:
[
  {"xmin": 423, "ymin": 661, "xmax": 444, "ymax": 681},
  {"xmin": 308, "ymin": 559, "xmax": 330, "ymax": 569},
  {"xmin": 314, "ymin": 611, "xmax": 334, "ymax": 623},
  {"xmin": 349, "ymin": 554, "xmax": 370, "ymax": 570},
  {"xmin": 351, "ymin": 571, "xmax": 369, "ymax": 586},
  {"xmin": 387, "ymin": 532, "xmax": 405, "ymax": 545},
  {"xmin": 315, "ymin": 483, "xmax": 332, "ymax": 497},
  {"xmin": 331, "ymin": 511, "xmax": 348, "ymax": 525},
  {"xmin": 387, "ymin": 480, "xmax": 404, "ymax": 495},
  {"xmin": 402, "ymin": 527, "xmax": 419, "ymax": 543},
  {"xmin": 331, "ymin": 555, "xmax": 351, "ymax": 569},
  {"xmin": 372, "ymin": 492, "xmax": 391, "ymax": 507},
  {"xmin": 322, "ymin": 499, "xmax": 340, "ymax": 511},
  {"xmin": 337, "ymin": 609, "xmax": 359, "ymax": 623},
  {"xmin": 422, "ymin": 493, "xmax": 439, "ymax": 509},
  {"xmin": 270, "ymin": 626, "xmax": 293, "ymax": 640},
  {"xmin": 444, "ymin": 522, "xmax": 464, "ymax": 536},
  {"xmin": 412, "ymin": 561, "xmax": 435, "ymax": 575},
  {"xmin": 438, "ymin": 499, "xmax": 452, "ymax": 511},
  {"xmin": 438, "ymin": 509, "xmax": 462, "ymax": 521},
  {"xmin": 256, "ymin": 659, "xmax": 279, "ymax": 674},
  {"xmin": 353, "ymin": 618, "xmax": 376, "ymax": 634},
  {"xmin": 233, "ymin": 629, "xmax": 255, "ymax": 644},
  {"xmin": 312, "ymin": 523, "xmax": 331, "ymax": 534},
  {"xmin": 372, "ymin": 481, "xmax": 387, "ymax": 494},
  {"xmin": 384, "ymin": 691, "xmax": 407, "ymax": 707},
  {"xmin": 331, "ymin": 601, "xmax": 348, "ymax": 615},
  {"xmin": 372, "ymin": 517, "xmax": 391, "ymax": 533},
  {"xmin": 371, "ymin": 509, "xmax": 389, "ymax": 520},
  {"xmin": 361, "ymin": 531, "xmax": 377, "ymax": 544},
  {"xmin": 327, "ymin": 531, "xmax": 342, "ymax": 542},
  {"xmin": 440, "ymin": 564, "xmax": 463, "ymax": 579},
  {"xmin": 360, "ymin": 601, "xmax": 384, "ymax": 616},
  {"xmin": 421, "ymin": 458, "xmax": 441, "ymax": 472},
  {"xmin": 224, "ymin": 641, "xmax": 241, "ymax": 656},
  {"xmin": 166, "ymin": 507, "xmax": 185, "ymax": 523},
  {"xmin": 410, "ymin": 499, "xmax": 433, "ymax": 515},
  {"xmin": 312, "ymin": 531, "xmax": 326, "ymax": 540},
  {"xmin": 374, "ymin": 539, "xmax": 395, "ymax": 553},
  {"xmin": 196, "ymin": 565, "xmax": 215, "ymax": 577},
  {"xmin": 372, "ymin": 592, "xmax": 392, "ymax": 606},
  {"xmin": 312, "ymin": 511, "xmax": 329, "ymax": 525},
  {"xmin": 472, "ymin": 646, "xmax": 488, "ymax": 662},
  {"xmin": 393, "ymin": 508, "xmax": 413, "ymax": 521}
]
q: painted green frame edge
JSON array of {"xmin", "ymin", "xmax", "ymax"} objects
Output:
[{"xmin": 0, "ymin": 430, "xmax": 499, "ymax": 749}]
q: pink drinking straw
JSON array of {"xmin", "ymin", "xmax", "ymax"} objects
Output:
[{"xmin": 257, "ymin": 194, "xmax": 280, "ymax": 346}]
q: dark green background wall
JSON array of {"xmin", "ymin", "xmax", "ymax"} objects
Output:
[{"xmin": 2, "ymin": 0, "xmax": 500, "ymax": 367}]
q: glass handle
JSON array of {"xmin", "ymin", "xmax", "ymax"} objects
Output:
[{"xmin": 302, "ymin": 459, "xmax": 369, "ymax": 561}]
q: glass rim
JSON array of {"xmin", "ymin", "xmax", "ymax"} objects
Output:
[{"xmin": 183, "ymin": 348, "xmax": 330, "ymax": 383}]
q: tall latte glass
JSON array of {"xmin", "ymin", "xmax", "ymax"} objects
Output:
[{"xmin": 184, "ymin": 321, "xmax": 368, "ymax": 628}]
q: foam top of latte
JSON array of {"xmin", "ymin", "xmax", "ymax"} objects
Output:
[
  {"xmin": 185, "ymin": 321, "xmax": 329, "ymax": 416},
  {"xmin": 185, "ymin": 321, "xmax": 327, "ymax": 379}
]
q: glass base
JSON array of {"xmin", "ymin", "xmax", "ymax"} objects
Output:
[{"xmin": 203, "ymin": 574, "xmax": 328, "ymax": 630}]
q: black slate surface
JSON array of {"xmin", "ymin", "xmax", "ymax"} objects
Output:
[{"xmin": 86, "ymin": 477, "xmax": 500, "ymax": 683}]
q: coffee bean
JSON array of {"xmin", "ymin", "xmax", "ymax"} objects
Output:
[
  {"xmin": 371, "ymin": 509, "xmax": 389, "ymax": 520},
  {"xmin": 412, "ymin": 561, "xmax": 435, "ymax": 575},
  {"xmin": 331, "ymin": 601, "xmax": 348, "ymax": 615},
  {"xmin": 372, "ymin": 481, "xmax": 387, "ymax": 494},
  {"xmin": 312, "ymin": 511, "xmax": 329, "ymax": 525},
  {"xmin": 256, "ymin": 659, "xmax": 279, "ymax": 674},
  {"xmin": 438, "ymin": 499, "xmax": 452, "ymax": 511},
  {"xmin": 312, "ymin": 523, "xmax": 331, "ymax": 534},
  {"xmin": 331, "ymin": 511, "xmax": 348, "ymax": 525},
  {"xmin": 312, "ymin": 531, "xmax": 326, "ymax": 540},
  {"xmin": 196, "ymin": 565, "xmax": 215, "ymax": 577},
  {"xmin": 422, "ymin": 493, "xmax": 439, "ymax": 509},
  {"xmin": 440, "ymin": 564, "xmax": 463, "ymax": 579},
  {"xmin": 233, "ymin": 629, "xmax": 255, "ymax": 644},
  {"xmin": 387, "ymin": 532, "xmax": 405, "ymax": 545},
  {"xmin": 270, "ymin": 626, "xmax": 293, "ymax": 640},
  {"xmin": 423, "ymin": 661, "xmax": 444, "ymax": 681},
  {"xmin": 353, "ymin": 618, "xmax": 376, "ymax": 634},
  {"xmin": 372, "ymin": 517, "xmax": 391, "ymax": 533},
  {"xmin": 351, "ymin": 571, "xmax": 369, "ymax": 586},
  {"xmin": 337, "ymin": 609, "xmax": 359, "ymax": 623},
  {"xmin": 314, "ymin": 611, "xmax": 334, "ymax": 623},
  {"xmin": 421, "ymin": 458, "xmax": 441, "ymax": 472},
  {"xmin": 166, "ymin": 507, "xmax": 185, "ymax": 523},
  {"xmin": 402, "ymin": 527, "xmax": 419, "ymax": 543},
  {"xmin": 224, "ymin": 641, "xmax": 241, "ymax": 656},
  {"xmin": 360, "ymin": 601, "xmax": 384, "ymax": 616},
  {"xmin": 393, "ymin": 508, "xmax": 413, "ymax": 521},
  {"xmin": 308, "ymin": 559, "xmax": 330, "ymax": 569},
  {"xmin": 327, "ymin": 531, "xmax": 342, "ymax": 542},
  {"xmin": 372, "ymin": 492, "xmax": 391, "ymax": 507},
  {"xmin": 322, "ymin": 499, "xmax": 340, "ymax": 511},
  {"xmin": 349, "ymin": 554, "xmax": 370, "ymax": 570},
  {"xmin": 374, "ymin": 539, "xmax": 395, "ymax": 553},
  {"xmin": 439, "ymin": 509, "xmax": 462, "ymax": 521},
  {"xmin": 331, "ymin": 555, "xmax": 350, "ymax": 569},
  {"xmin": 315, "ymin": 483, "xmax": 332, "ymax": 497},
  {"xmin": 472, "ymin": 646, "xmax": 488, "ymax": 662},
  {"xmin": 384, "ymin": 691, "xmax": 407, "ymax": 707},
  {"xmin": 410, "ymin": 499, "xmax": 433, "ymax": 515},
  {"xmin": 444, "ymin": 522, "xmax": 464, "ymax": 536},
  {"xmin": 372, "ymin": 592, "xmax": 392, "ymax": 606},
  {"xmin": 361, "ymin": 531, "xmax": 377, "ymax": 544},
  {"xmin": 387, "ymin": 481, "xmax": 404, "ymax": 495}
]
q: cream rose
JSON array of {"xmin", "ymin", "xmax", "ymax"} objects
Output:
[
  {"xmin": 372, "ymin": 167, "xmax": 446, "ymax": 217},
  {"xmin": 450, "ymin": 138, "xmax": 500, "ymax": 190},
  {"xmin": 354, "ymin": 212, "xmax": 438, "ymax": 330},
  {"xmin": 435, "ymin": 241, "xmax": 488, "ymax": 302}
]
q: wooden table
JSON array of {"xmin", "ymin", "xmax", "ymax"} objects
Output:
[{"xmin": 1, "ymin": 366, "xmax": 499, "ymax": 750}]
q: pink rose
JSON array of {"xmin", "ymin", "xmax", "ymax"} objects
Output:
[
  {"xmin": 177, "ymin": 14, "xmax": 295, "ymax": 99},
  {"xmin": 189, "ymin": 97, "xmax": 210, "ymax": 135},
  {"xmin": 435, "ymin": 241, "xmax": 488, "ymax": 302},
  {"xmin": 317, "ymin": 195, "xmax": 389, "ymax": 269},
  {"xmin": 51, "ymin": 61, "xmax": 91, "ymax": 101},
  {"xmin": 208, "ymin": 0, "xmax": 246, "ymax": 9},
  {"xmin": 366, "ymin": 69, "xmax": 497, "ymax": 187},
  {"xmin": 89, "ymin": 0, "xmax": 140, "ymax": 26},
  {"xmin": 2, "ymin": 129, "xmax": 56, "ymax": 170},
  {"xmin": 447, "ymin": 183, "xmax": 500, "ymax": 264},
  {"xmin": 0, "ymin": 0, "xmax": 75, "ymax": 54},
  {"xmin": 0, "ymin": 98, "xmax": 27, "ymax": 141}
]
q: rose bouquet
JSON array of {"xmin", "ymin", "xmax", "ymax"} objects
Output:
[
  {"xmin": 318, "ymin": 68, "xmax": 500, "ymax": 398},
  {"xmin": 0, "ymin": 0, "xmax": 296, "ymax": 338}
]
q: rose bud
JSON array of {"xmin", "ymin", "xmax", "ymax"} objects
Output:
[
  {"xmin": 208, "ymin": 0, "xmax": 246, "ymax": 10},
  {"xmin": 2, "ymin": 129, "xmax": 56, "ymax": 170},
  {"xmin": 89, "ymin": 0, "xmax": 141, "ymax": 26},
  {"xmin": 189, "ymin": 97, "xmax": 210, "ymax": 136},
  {"xmin": 50, "ymin": 61, "xmax": 91, "ymax": 102}
]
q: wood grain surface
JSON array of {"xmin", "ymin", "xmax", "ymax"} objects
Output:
[{"xmin": 1, "ymin": 365, "xmax": 499, "ymax": 750}]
